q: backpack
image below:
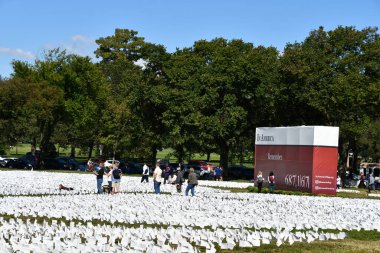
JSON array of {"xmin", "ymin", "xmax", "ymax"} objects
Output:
[
  {"xmin": 113, "ymin": 169, "xmax": 121, "ymax": 179},
  {"xmin": 144, "ymin": 168, "xmax": 149, "ymax": 174}
]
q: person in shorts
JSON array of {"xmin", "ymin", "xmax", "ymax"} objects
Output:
[{"xmin": 112, "ymin": 161, "xmax": 122, "ymax": 193}]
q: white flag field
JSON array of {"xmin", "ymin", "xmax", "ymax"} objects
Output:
[{"xmin": 0, "ymin": 171, "xmax": 379, "ymax": 252}]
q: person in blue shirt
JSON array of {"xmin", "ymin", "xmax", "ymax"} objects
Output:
[{"xmin": 214, "ymin": 166, "xmax": 222, "ymax": 181}]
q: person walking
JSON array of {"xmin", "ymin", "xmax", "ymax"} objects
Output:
[
  {"xmin": 256, "ymin": 171, "xmax": 264, "ymax": 193},
  {"xmin": 112, "ymin": 161, "xmax": 122, "ymax": 194},
  {"xmin": 153, "ymin": 162, "xmax": 163, "ymax": 194},
  {"xmin": 268, "ymin": 171, "xmax": 275, "ymax": 194},
  {"xmin": 368, "ymin": 173, "xmax": 375, "ymax": 193},
  {"xmin": 185, "ymin": 167, "xmax": 198, "ymax": 197},
  {"xmin": 175, "ymin": 167, "xmax": 185, "ymax": 193},
  {"xmin": 141, "ymin": 163, "xmax": 149, "ymax": 183},
  {"xmin": 94, "ymin": 161, "xmax": 105, "ymax": 194}
]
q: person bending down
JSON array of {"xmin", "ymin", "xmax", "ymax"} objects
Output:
[{"xmin": 59, "ymin": 184, "xmax": 74, "ymax": 191}]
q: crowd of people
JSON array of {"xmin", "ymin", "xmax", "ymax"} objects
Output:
[
  {"xmin": 88, "ymin": 159, "xmax": 278, "ymax": 196},
  {"xmin": 87, "ymin": 160, "xmax": 202, "ymax": 196},
  {"xmin": 58, "ymin": 158, "xmax": 282, "ymax": 196}
]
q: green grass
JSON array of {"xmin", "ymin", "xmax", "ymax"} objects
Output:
[
  {"xmin": 156, "ymin": 148, "xmax": 221, "ymax": 163},
  {"xmin": 220, "ymin": 239, "xmax": 380, "ymax": 253},
  {"xmin": 3, "ymin": 143, "xmax": 85, "ymax": 158},
  {"xmin": 3, "ymin": 144, "xmax": 256, "ymax": 167}
]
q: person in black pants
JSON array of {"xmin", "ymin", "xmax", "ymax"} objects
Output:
[
  {"xmin": 256, "ymin": 171, "xmax": 264, "ymax": 193},
  {"xmin": 141, "ymin": 163, "xmax": 149, "ymax": 183}
]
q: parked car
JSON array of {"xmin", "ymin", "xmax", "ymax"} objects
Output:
[
  {"xmin": 57, "ymin": 156, "xmax": 83, "ymax": 170},
  {"xmin": 228, "ymin": 165, "xmax": 254, "ymax": 180},
  {"xmin": 19, "ymin": 154, "xmax": 39, "ymax": 168},
  {"xmin": 187, "ymin": 160, "xmax": 216, "ymax": 180},
  {"xmin": 6, "ymin": 158, "xmax": 33, "ymax": 170},
  {"xmin": 125, "ymin": 162, "xmax": 143, "ymax": 174},
  {"xmin": 343, "ymin": 173, "xmax": 365, "ymax": 188},
  {"xmin": 104, "ymin": 160, "xmax": 119, "ymax": 168},
  {"xmin": 41, "ymin": 157, "xmax": 69, "ymax": 170},
  {"xmin": 1, "ymin": 158, "xmax": 17, "ymax": 167},
  {"xmin": 0, "ymin": 157, "xmax": 8, "ymax": 167},
  {"xmin": 188, "ymin": 160, "xmax": 216, "ymax": 171}
]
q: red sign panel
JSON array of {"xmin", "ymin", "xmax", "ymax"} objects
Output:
[{"xmin": 255, "ymin": 145, "xmax": 337, "ymax": 194}]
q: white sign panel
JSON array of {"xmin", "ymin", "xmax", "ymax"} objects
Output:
[{"xmin": 255, "ymin": 126, "xmax": 339, "ymax": 147}]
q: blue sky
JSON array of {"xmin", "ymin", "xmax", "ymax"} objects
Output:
[{"xmin": 1, "ymin": 0, "xmax": 379, "ymax": 78}]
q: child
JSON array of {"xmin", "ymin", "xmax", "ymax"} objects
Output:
[
  {"xmin": 268, "ymin": 171, "xmax": 275, "ymax": 194},
  {"xmin": 257, "ymin": 171, "xmax": 264, "ymax": 193}
]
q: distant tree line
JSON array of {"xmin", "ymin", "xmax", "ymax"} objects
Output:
[{"xmin": 1, "ymin": 26, "xmax": 380, "ymax": 176}]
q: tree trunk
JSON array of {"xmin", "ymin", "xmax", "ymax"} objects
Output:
[
  {"xmin": 350, "ymin": 139, "xmax": 358, "ymax": 172},
  {"xmin": 240, "ymin": 141, "xmax": 244, "ymax": 165},
  {"xmin": 338, "ymin": 140, "xmax": 349, "ymax": 188},
  {"xmin": 151, "ymin": 145, "xmax": 157, "ymax": 166},
  {"xmin": 176, "ymin": 145, "xmax": 184, "ymax": 163},
  {"xmin": 219, "ymin": 140, "xmax": 229, "ymax": 179},
  {"xmin": 39, "ymin": 120, "xmax": 57, "ymax": 155},
  {"xmin": 206, "ymin": 151, "xmax": 211, "ymax": 162},
  {"xmin": 88, "ymin": 141, "xmax": 94, "ymax": 159},
  {"xmin": 70, "ymin": 145, "xmax": 75, "ymax": 158},
  {"xmin": 31, "ymin": 137, "xmax": 37, "ymax": 155}
]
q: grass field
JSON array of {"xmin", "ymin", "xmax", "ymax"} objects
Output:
[{"xmin": 3, "ymin": 143, "xmax": 254, "ymax": 166}]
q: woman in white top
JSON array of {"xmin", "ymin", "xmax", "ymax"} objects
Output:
[{"xmin": 153, "ymin": 163, "xmax": 163, "ymax": 194}]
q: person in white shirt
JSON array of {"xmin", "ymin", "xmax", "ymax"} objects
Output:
[
  {"xmin": 141, "ymin": 163, "xmax": 149, "ymax": 183},
  {"xmin": 169, "ymin": 173, "xmax": 177, "ymax": 184},
  {"xmin": 336, "ymin": 175, "xmax": 341, "ymax": 189},
  {"xmin": 106, "ymin": 165, "xmax": 113, "ymax": 194},
  {"xmin": 153, "ymin": 163, "xmax": 163, "ymax": 194}
]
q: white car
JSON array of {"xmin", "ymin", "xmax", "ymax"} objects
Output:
[{"xmin": 104, "ymin": 160, "xmax": 119, "ymax": 168}]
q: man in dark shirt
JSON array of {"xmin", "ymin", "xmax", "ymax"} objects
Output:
[{"xmin": 94, "ymin": 161, "xmax": 105, "ymax": 194}]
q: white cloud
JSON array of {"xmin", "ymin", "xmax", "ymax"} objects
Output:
[
  {"xmin": 0, "ymin": 47, "xmax": 36, "ymax": 59},
  {"xmin": 71, "ymin": 35, "xmax": 96, "ymax": 45},
  {"xmin": 43, "ymin": 34, "xmax": 96, "ymax": 60},
  {"xmin": 43, "ymin": 35, "xmax": 97, "ymax": 59}
]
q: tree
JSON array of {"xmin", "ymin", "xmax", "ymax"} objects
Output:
[
  {"xmin": 166, "ymin": 38, "xmax": 280, "ymax": 174},
  {"xmin": 95, "ymin": 28, "xmax": 171, "ymax": 163},
  {"xmin": 0, "ymin": 78, "xmax": 64, "ymax": 155},
  {"xmin": 11, "ymin": 49, "xmax": 109, "ymax": 157},
  {"xmin": 279, "ymin": 26, "xmax": 380, "ymax": 175}
]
